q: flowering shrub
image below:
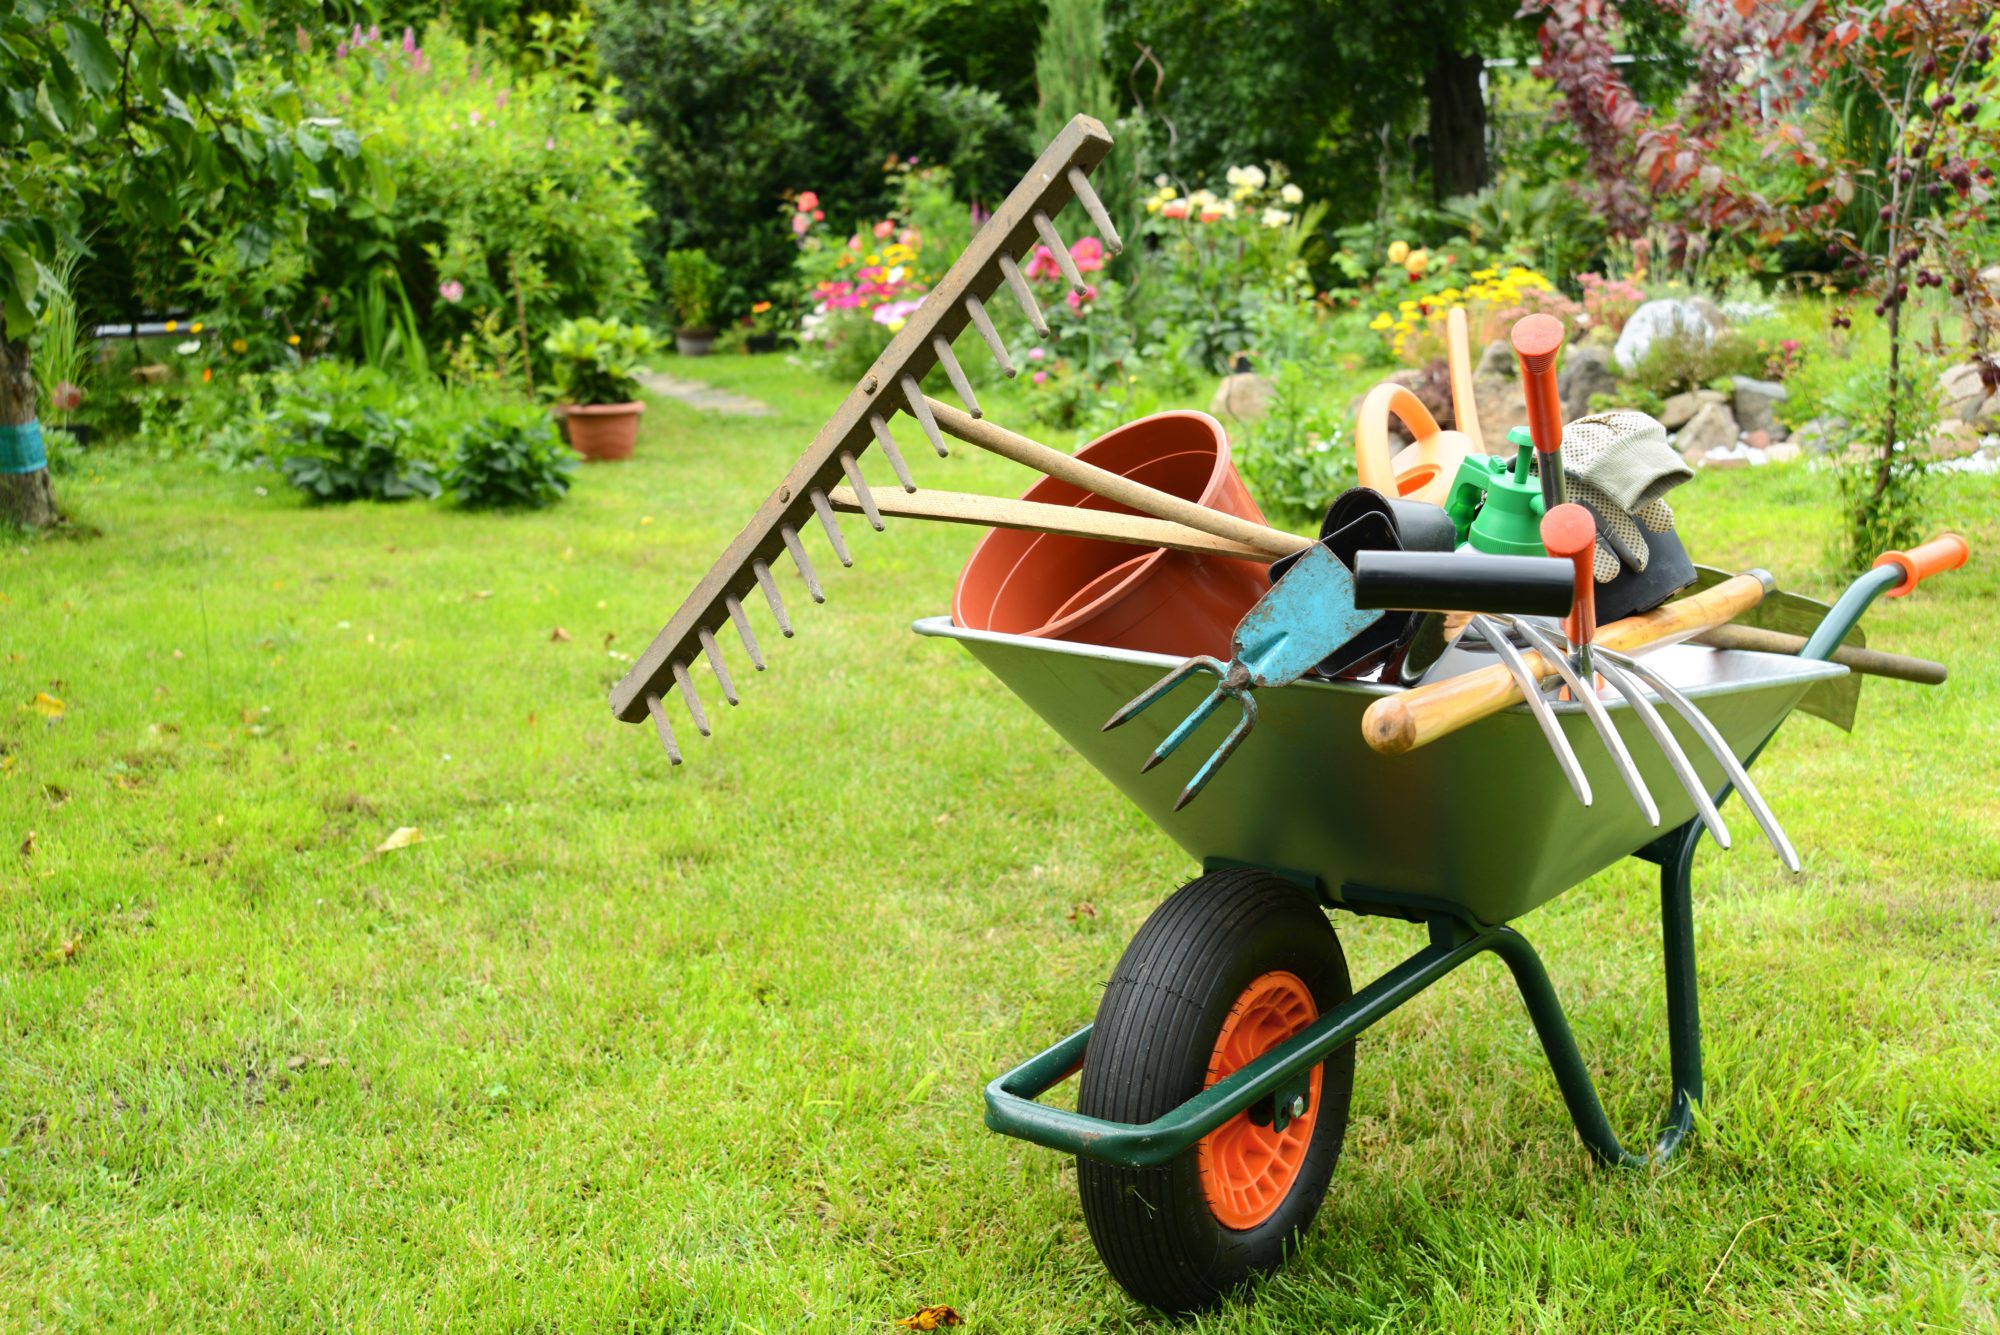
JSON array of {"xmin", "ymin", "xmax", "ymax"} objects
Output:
[
  {"xmin": 1577, "ymin": 272, "xmax": 1647, "ymax": 337},
  {"xmin": 1366, "ymin": 256, "xmax": 1571, "ymax": 364}
]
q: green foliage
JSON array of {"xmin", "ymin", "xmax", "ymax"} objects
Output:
[
  {"xmin": 594, "ymin": 0, "xmax": 1028, "ymax": 307},
  {"xmin": 1231, "ymin": 363, "xmax": 1358, "ymax": 528},
  {"xmin": 1625, "ymin": 328, "xmax": 1771, "ymax": 398},
  {"xmin": 278, "ymin": 410, "xmax": 443, "ymax": 504},
  {"xmin": 443, "ymin": 406, "xmax": 577, "ymax": 509},
  {"xmin": 1034, "ymin": 0, "xmax": 1135, "ymax": 251},
  {"xmin": 355, "ymin": 268, "xmax": 432, "ymax": 381},
  {"xmin": 1433, "ymin": 177, "xmax": 1605, "ymax": 288},
  {"xmin": 31, "ymin": 244, "xmax": 87, "ymax": 423},
  {"xmin": 542, "ymin": 317, "xmax": 662, "ymax": 404},
  {"xmin": 1827, "ymin": 354, "xmax": 1945, "ymax": 575},
  {"xmin": 662, "ymin": 249, "xmax": 727, "ymax": 332}
]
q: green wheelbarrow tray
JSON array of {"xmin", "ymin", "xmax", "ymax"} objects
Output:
[{"xmin": 913, "ymin": 614, "xmax": 1851, "ymax": 1173}]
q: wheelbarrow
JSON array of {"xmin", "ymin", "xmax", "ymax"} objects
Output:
[{"xmin": 914, "ymin": 535, "xmax": 1966, "ymax": 1313}]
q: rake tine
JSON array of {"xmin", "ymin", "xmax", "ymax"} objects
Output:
[
  {"xmin": 697, "ymin": 627, "xmax": 738, "ymax": 705},
  {"xmin": 867, "ymin": 413, "xmax": 917, "ymax": 493},
  {"xmin": 1472, "ymin": 616, "xmax": 1591, "ymax": 808},
  {"xmin": 1598, "ymin": 648, "xmax": 1799, "ymax": 871},
  {"xmin": 670, "ymin": 659, "xmax": 710, "ymax": 737},
  {"xmin": 779, "ymin": 524, "xmax": 825, "ymax": 603},
  {"xmin": 1141, "ymin": 684, "xmax": 1232, "ymax": 773},
  {"xmin": 1104, "ymin": 655, "xmax": 1225, "ymax": 732},
  {"xmin": 1065, "ymin": 166, "xmax": 1124, "ymax": 254},
  {"xmin": 752, "ymin": 559, "xmax": 794, "ymax": 637},
  {"xmin": 900, "ymin": 375, "xmax": 950, "ymax": 457},
  {"xmin": 997, "ymin": 253, "xmax": 1049, "ymax": 338},
  {"xmin": 723, "ymin": 594, "xmax": 765, "ymax": 670},
  {"xmin": 808, "ymin": 489, "xmax": 853, "ymax": 567},
  {"xmin": 1592, "ymin": 656, "xmax": 1732, "ymax": 851},
  {"xmin": 837, "ymin": 451, "xmax": 883, "ymax": 530},
  {"xmin": 963, "ymin": 294, "xmax": 1016, "ymax": 377},
  {"xmin": 1173, "ymin": 693, "xmax": 1258, "ymax": 812},
  {"xmin": 644, "ymin": 691, "xmax": 683, "ymax": 765},
  {"xmin": 932, "ymin": 336, "xmax": 982, "ymax": 418},
  {"xmin": 1510, "ymin": 619, "xmax": 1660, "ymax": 826},
  {"xmin": 1032, "ymin": 210, "xmax": 1089, "ymax": 292}
]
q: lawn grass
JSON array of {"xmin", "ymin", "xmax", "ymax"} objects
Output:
[{"xmin": 3, "ymin": 353, "xmax": 1997, "ymax": 1332}]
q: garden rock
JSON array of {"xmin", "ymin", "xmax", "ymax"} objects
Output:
[
  {"xmin": 1764, "ymin": 441, "xmax": 1802, "ymax": 464},
  {"xmin": 1791, "ymin": 417, "xmax": 1843, "ymax": 455},
  {"xmin": 1937, "ymin": 362, "xmax": 2000, "ymax": 427},
  {"xmin": 1674, "ymin": 401, "xmax": 1738, "ymax": 464},
  {"xmin": 1558, "ymin": 345, "xmax": 1618, "ymax": 422},
  {"xmin": 1474, "ymin": 339, "xmax": 1513, "ymax": 382},
  {"xmin": 1732, "ymin": 376, "xmax": 1788, "ymax": 439},
  {"xmin": 1658, "ymin": 388, "xmax": 1725, "ymax": 430},
  {"xmin": 1211, "ymin": 372, "xmax": 1275, "ymax": 422},
  {"xmin": 131, "ymin": 364, "xmax": 171, "ymax": 385},
  {"xmin": 1613, "ymin": 297, "xmax": 1728, "ymax": 373},
  {"xmin": 1928, "ymin": 420, "xmax": 1983, "ymax": 459},
  {"xmin": 1473, "ymin": 376, "xmax": 1530, "ymax": 453}
]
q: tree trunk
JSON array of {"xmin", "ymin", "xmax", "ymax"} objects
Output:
[
  {"xmin": 1, "ymin": 337, "xmax": 58, "ymax": 530},
  {"xmin": 1425, "ymin": 43, "xmax": 1489, "ymax": 204}
]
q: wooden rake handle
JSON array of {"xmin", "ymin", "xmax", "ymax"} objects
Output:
[
  {"xmin": 825, "ymin": 485, "xmax": 1269, "ymax": 558},
  {"xmin": 1362, "ymin": 571, "xmax": 1773, "ymax": 755}
]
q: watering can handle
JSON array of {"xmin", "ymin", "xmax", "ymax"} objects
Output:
[
  {"xmin": 1353, "ymin": 384, "xmax": 1441, "ymax": 492},
  {"xmin": 1361, "ymin": 571, "xmax": 1773, "ymax": 756}
]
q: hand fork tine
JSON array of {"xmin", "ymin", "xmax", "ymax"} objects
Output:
[
  {"xmin": 1471, "ymin": 616, "xmax": 1592, "ymax": 809},
  {"xmin": 1508, "ymin": 618, "xmax": 1659, "ymax": 826},
  {"xmin": 1591, "ymin": 656, "xmax": 1732, "ymax": 851}
]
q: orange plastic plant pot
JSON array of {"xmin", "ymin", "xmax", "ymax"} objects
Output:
[
  {"xmin": 951, "ymin": 411, "xmax": 1272, "ymax": 660},
  {"xmin": 562, "ymin": 402, "xmax": 645, "ymax": 461}
]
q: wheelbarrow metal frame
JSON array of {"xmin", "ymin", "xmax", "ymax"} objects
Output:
[{"xmin": 981, "ymin": 564, "xmax": 1905, "ymax": 1173}]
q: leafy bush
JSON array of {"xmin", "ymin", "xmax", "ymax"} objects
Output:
[
  {"xmin": 663, "ymin": 249, "xmax": 727, "ymax": 332},
  {"xmin": 1231, "ymin": 364, "xmax": 1357, "ymax": 529},
  {"xmin": 1624, "ymin": 327, "xmax": 1771, "ymax": 398},
  {"xmin": 444, "ymin": 407, "xmax": 577, "ymax": 509},
  {"xmin": 543, "ymin": 317, "xmax": 662, "ymax": 404},
  {"xmin": 278, "ymin": 407, "xmax": 442, "ymax": 503}
]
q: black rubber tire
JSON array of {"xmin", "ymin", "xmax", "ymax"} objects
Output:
[{"xmin": 1076, "ymin": 868, "xmax": 1354, "ymax": 1313}]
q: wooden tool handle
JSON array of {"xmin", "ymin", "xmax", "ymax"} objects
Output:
[
  {"xmin": 924, "ymin": 397, "xmax": 1306, "ymax": 560},
  {"xmin": 1446, "ymin": 306, "xmax": 1484, "ymax": 451},
  {"xmin": 1362, "ymin": 571, "xmax": 1772, "ymax": 755},
  {"xmin": 824, "ymin": 485, "xmax": 1269, "ymax": 558},
  {"xmin": 1693, "ymin": 623, "xmax": 1948, "ymax": 685}
]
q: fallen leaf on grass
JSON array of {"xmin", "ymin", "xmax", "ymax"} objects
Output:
[
  {"xmin": 894, "ymin": 1307, "xmax": 962, "ymax": 1331},
  {"xmin": 374, "ymin": 826, "xmax": 423, "ymax": 854},
  {"xmin": 19, "ymin": 830, "xmax": 34, "ymax": 858},
  {"xmin": 1067, "ymin": 902, "xmax": 1096, "ymax": 923},
  {"xmin": 549, "ymin": 626, "xmax": 572, "ymax": 643},
  {"xmin": 468, "ymin": 589, "xmax": 494, "ymax": 601},
  {"xmin": 23, "ymin": 692, "xmax": 65, "ymax": 720}
]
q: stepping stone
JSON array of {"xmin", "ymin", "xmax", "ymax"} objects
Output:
[{"xmin": 635, "ymin": 370, "xmax": 774, "ymax": 417}]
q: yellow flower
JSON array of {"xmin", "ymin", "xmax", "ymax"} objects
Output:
[
  {"xmin": 1369, "ymin": 313, "xmax": 1393, "ymax": 331},
  {"xmin": 230, "ymin": 338, "xmax": 248, "ymax": 353},
  {"xmin": 1386, "ymin": 241, "xmax": 1410, "ymax": 265},
  {"xmin": 190, "ymin": 322, "xmax": 204, "ymax": 333},
  {"xmin": 751, "ymin": 300, "xmax": 772, "ymax": 314},
  {"xmin": 1398, "ymin": 300, "xmax": 1418, "ymax": 313},
  {"xmin": 164, "ymin": 320, "xmax": 178, "ymax": 331},
  {"xmin": 1404, "ymin": 248, "xmax": 1429, "ymax": 275},
  {"xmin": 287, "ymin": 334, "xmax": 301, "ymax": 346}
]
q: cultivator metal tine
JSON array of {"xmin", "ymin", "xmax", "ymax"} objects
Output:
[
  {"xmin": 671, "ymin": 660, "xmax": 710, "ymax": 738},
  {"xmin": 779, "ymin": 525, "xmax": 825, "ymax": 603},
  {"xmin": 697, "ymin": 627, "xmax": 738, "ymax": 706},
  {"xmin": 1598, "ymin": 648, "xmax": 1799, "ymax": 871},
  {"xmin": 1032, "ymin": 210, "xmax": 1090, "ymax": 292},
  {"xmin": 807, "ymin": 489, "xmax": 852, "ymax": 567},
  {"xmin": 963, "ymin": 294, "xmax": 1016, "ymax": 378},
  {"xmin": 724, "ymin": 594, "xmax": 765, "ymax": 670},
  {"xmin": 1591, "ymin": 656, "xmax": 1732, "ymax": 851},
  {"xmin": 644, "ymin": 692, "xmax": 683, "ymax": 765},
  {"xmin": 867, "ymin": 414, "xmax": 917, "ymax": 493},
  {"xmin": 1471, "ymin": 616, "xmax": 1591, "ymax": 808},
  {"xmin": 1140, "ymin": 682, "xmax": 1230, "ymax": 773},
  {"xmin": 997, "ymin": 253, "xmax": 1050, "ymax": 338},
  {"xmin": 900, "ymin": 375, "xmax": 950, "ymax": 457},
  {"xmin": 752, "ymin": 559, "xmax": 794, "ymax": 637},
  {"xmin": 1065, "ymin": 166, "xmax": 1124, "ymax": 254},
  {"xmin": 609, "ymin": 116, "xmax": 1116, "ymax": 759},
  {"xmin": 837, "ymin": 451, "xmax": 883, "ymax": 530},
  {"xmin": 1509, "ymin": 618, "xmax": 1660, "ymax": 827},
  {"xmin": 1103, "ymin": 655, "xmax": 1227, "ymax": 733},
  {"xmin": 931, "ymin": 336, "xmax": 981, "ymax": 418},
  {"xmin": 1172, "ymin": 695, "xmax": 1257, "ymax": 812}
]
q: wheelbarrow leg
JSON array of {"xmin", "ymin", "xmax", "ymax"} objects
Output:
[{"xmin": 1482, "ymin": 821, "xmax": 1705, "ymax": 1168}]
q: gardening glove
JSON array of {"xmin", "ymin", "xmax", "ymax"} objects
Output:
[{"xmin": 1556, "ymin": 410, "xmax": 1693, "ymax": 584}]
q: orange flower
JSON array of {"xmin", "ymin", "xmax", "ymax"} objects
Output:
[{"xmin": 751, "ymin": 300, "xmax": 772, "ymax": 314}]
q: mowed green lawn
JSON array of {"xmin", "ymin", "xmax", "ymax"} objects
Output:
[{"xmin": 4, "ymin": 355, "xmax": 1997, "ymax": 1332}]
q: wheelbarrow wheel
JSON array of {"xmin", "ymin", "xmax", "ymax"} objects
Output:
[{"xmin": 1075, "ymin": 868, "xmax": 1354, "ymax": 1312}]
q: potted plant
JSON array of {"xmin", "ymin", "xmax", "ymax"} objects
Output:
[
  {"xmin": 543, "ymin": 316, "xmax": 662, "ymax": 462},
  {"xmin": 664, "ymin": 248, "xmax": 727, "ymax": 357}
]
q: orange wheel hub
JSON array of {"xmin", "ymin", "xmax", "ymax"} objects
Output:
[{"xmin": 1197, "ymin": 970, "xmax": 1322, "ymax": 1230}]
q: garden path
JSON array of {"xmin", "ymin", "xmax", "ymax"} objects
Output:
[{"xmin": 636, "ymin": 369, "xmax": 773, "ymax": 417}]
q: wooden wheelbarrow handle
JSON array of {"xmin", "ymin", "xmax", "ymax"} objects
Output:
[
  {"xmin": 1693, "ymin": 623, "xmax": 1946, "ymax": 685},
  {"xmin": 1362, "ymin": 571, "xmax": 1774, "ymax": 755},
  {"xmin": 825, "ymin": 485, "xmax": 1269, "ymax": 559}
]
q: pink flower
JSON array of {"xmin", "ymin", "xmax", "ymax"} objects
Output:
[
  {"xmin": 468, "ymin": 110, "xmax": 481, "ymax": 126},
  {"xmin": 847, "ymin": 235, "xmax": 864, "ymax": 253},
  {"xmin": 1070, "ymin": 236, "xmax": 1105, "ymax": 274},
  {"xmin": 797, "ymin": 190, "xmax": 819, "ymax": 212},
  {"xmin": 1024, "ymin": 245, "xmax": 1063, "ymax": 283},
  {"xmin": 496, "ymin": 90, "xmax": 509, "ymax": 111},
  {"xmin": 1066, "ymin": 285, "xmax": 1097, "ymax": 312},
  {"xmin": 544, "ymin": 137, "xmax": 555, "ymax": 150},
  {"xmin": 336, "ymin": 41, "xmax": 348, "ymax": 59},
  {"xmin": 791, "ymin": 213, "xmax": 811, "ymax": 237},
  {"xmin": 812, "ymin": 209, "xmax": 823, "ymax": 221},
  {"xmin": 873, "ymin": 220, "xmax": 896, "ymax": 240},
  {"xmin": 1026, "ymin": 346, "xmax": 1045, "ymax": 362},
  {"xmin": 402, "ymin": 27, "xmax": 416, "ymax": 55},
  {"xmin": 1031, "ymin": 370, "xmax": 1048, "ymax": 385},
  {"xmin": 898, "ymin": 228, "xmax": 920, "ymax": 247},
  {"xmin": 871, "ymin": 298, "xmax": 925, "ymax": 327},
  {"xmin": 368, "ymin": 24, "xmax": 380, "ymax": 41},
  {"xmin": 51, "ymin": 381, "xmax": 83, "ymax": 413},
  {"xmin": 439, "ymin": 280, "xmax": 465, "ymax": 304}
]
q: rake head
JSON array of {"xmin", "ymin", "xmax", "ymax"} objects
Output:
[{"xmin": 609, "ymin": 115, "xmax": 1125, "ymax": 763}]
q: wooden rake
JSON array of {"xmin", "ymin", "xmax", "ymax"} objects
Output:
[{"xmin": 610, "ymin": 115, "xmax": 1142, "ymax": 762}]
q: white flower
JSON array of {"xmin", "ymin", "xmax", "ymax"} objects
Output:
[
  {"xmin": 1154, "ymin": 173, "xmax": 1171, "ymax": 187},
  {"xmin": 176, "ymin": 339, "xmax": 201, "ymax": 356},
  {"xmin": 1225, "ymin": 164, "xmax": 1266, "ymax": 191},
  {"xmin": 1261, "ymin": 207, "xmax": 1294, "ymax": 229},
  {"xmin": 1280, "ymin": 183, "xmax": 1304, "ymax": 205}
]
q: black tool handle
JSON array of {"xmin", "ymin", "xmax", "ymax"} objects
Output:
[{"xmin": 1352, "ymin": 550, "xmax": 1576, "ymax": 617}]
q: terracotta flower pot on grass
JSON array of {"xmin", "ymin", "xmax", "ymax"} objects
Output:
[
  {"xmin": 674, "ymin": 329, "xmax": 716, "ymax": 357},
  {"xmin": 562, "ymin": 401, "xmax": 646, "ymax": 462}
]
